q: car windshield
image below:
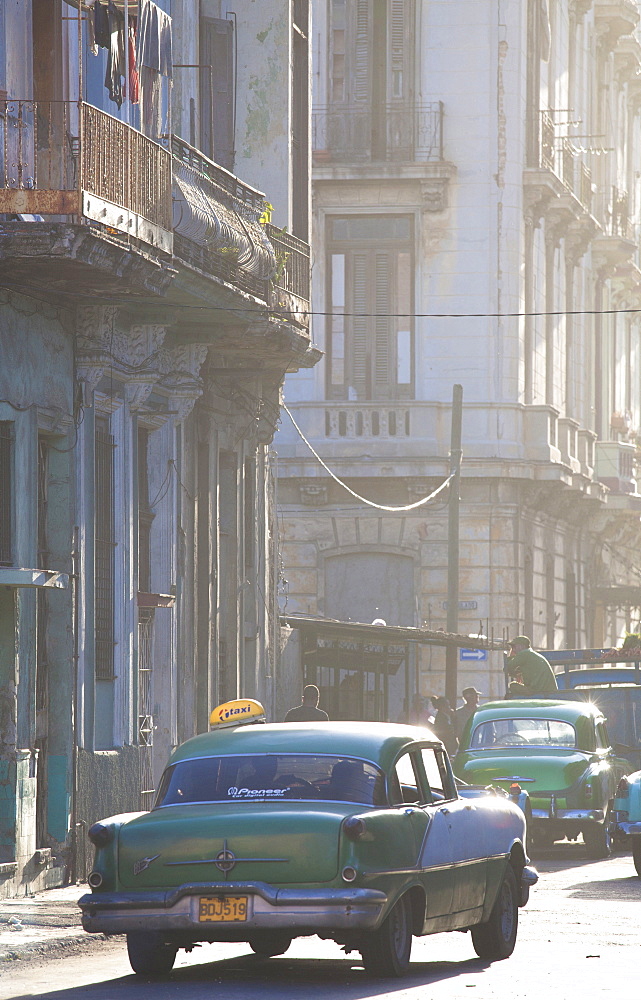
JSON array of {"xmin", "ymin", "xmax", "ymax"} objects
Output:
[
  {"xmin": 154, "ymin": 754, "xmax": 385, "ymax": 807},
  {"xmin": 469, "ymin": 718, "xmax": 576, "ymax": 749}
]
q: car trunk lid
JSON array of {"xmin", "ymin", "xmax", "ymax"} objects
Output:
[
  {"xmin": 117, "ymin": 802, "xmax": 351, "ymax": 888},
  {"xmin": 457, "ymin": 748, "xmax": 592, "ymax": 792}
]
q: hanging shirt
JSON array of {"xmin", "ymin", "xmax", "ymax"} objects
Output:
[
  {"xmin": 93, "ymin": 0, "xmax": 110, "ymax": 50},
  {"xmin": 105, "ymin": 3, "xmax": 125, "ymax": 109},
  {"xmin": 127, "ymin": 18, "xmax": 140, "ymax": 104}
]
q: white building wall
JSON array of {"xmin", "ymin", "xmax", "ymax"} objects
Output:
[{"xmin": 275, "ymin": 0, "xmax": 641, "ymax": 707}]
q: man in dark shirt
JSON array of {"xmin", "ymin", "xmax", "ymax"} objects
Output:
[{"xmin": 284, "ymin": 684, "xmax": 329, "ymax": 722}]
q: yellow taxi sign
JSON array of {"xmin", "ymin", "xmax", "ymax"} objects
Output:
[{"xmin": 209, "ymin": 698, "xmax": 266, "ymax": 729}]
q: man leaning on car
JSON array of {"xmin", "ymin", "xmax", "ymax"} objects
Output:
[{"xmin": 505, "ymin": 636, "xmax": 558, "ymax": 698}]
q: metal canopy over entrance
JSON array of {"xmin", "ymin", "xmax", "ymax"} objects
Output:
[{"xmin": 281, "ymin": 615, "xmax": 503, "ymax": 724}]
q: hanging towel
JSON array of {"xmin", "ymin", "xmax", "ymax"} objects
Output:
[{"xmin": 137, "ymin": 0, "xmax": 173, "ymax": 78}]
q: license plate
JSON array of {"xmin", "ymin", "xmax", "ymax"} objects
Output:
[{"xmin": 198, "ymin": 895, "xmax": 248, "ymax": 922}]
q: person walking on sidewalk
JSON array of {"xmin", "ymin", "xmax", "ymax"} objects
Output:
[{"xmin": 505, "ymin": 636, "xmax": 558, "ymax": 697}]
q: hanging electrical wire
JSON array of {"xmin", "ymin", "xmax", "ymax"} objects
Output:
[{"xmin": 282, "ymin": 403, "xmax": 453, "ymax": 512}]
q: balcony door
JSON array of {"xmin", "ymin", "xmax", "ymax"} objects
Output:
[
  {"xmin": 326, "ymin": 0, "xmax": 414, "ymax": 160},
  {"xmin": 326, "ymin": 215, "xmax": 414, "ymax": 402}
]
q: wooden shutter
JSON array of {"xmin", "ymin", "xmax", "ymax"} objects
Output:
[
  {"xmin": 389, "ymin": 0, "xmax": 406, "ymax": 100},
  {"xmin": 353, "ymin": 0, "xmax": 371, "ymax": 103},
  {"xmin": 200, "ymin": 17, "xmax": 234, "ymax": 170},
  {"xmin": 351, "ymin": 253, "xmax": 370, "ymax": 397},
  {"xmin": 0, "ymin": 422, "xmax": 12, "ymax": 566},
  {"xmin": 374, "ymin": 253, "xmax": 391, "ymax": 394}
]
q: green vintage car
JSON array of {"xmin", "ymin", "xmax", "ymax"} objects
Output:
[
  {"xmin": 454, "ymin": 698, "xmax": 629, "ymax": 858},
  {"xmin": 79, "ymin": 701, "xmax": 537, "ymax": 978}
]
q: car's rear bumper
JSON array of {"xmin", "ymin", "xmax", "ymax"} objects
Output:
[
  {"xmin": 531, "ymin": 805, "xmax": 604, "ymax": 824},
  {"xmin": 79, "ymin": 881, "xmax": 387, "ymax": 936}
]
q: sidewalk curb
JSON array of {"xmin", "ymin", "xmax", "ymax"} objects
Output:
[{"xmin": 0, "ymin": 931, "xmax": 112, "ymax": 967}]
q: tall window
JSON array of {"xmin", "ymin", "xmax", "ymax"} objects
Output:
[
  {"xmin": 0, "ymin": 422, "xmax": 12, "ymax": 565},
  {"xmin": 137, "ymin": 427, "xmax": 153, "ymax": 594},
  {"xmin": 95, "ymin": 416, "xmax": 115, "ymax": 681},
  {"xmin": 324, "ymin": 0, "xmax": 413, "ymax": 161},
  {"xmin": 329, "ymin": 0, "xmax": 411, "ymax": 107},
  {"xmin": 292, "ymin": 0, "xmax": 310, "ymax": 240},
  {"xmin": 326, "ymin": 215, "xmax": 414, "ymax": 400},
  {"xmin": 200, "ymin": 17, "xmax": 235, "ymax": 170}
]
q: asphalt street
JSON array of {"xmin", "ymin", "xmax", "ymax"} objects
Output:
[{"xmin": 1, "ymin": 844, "xmax": 639, "ymax": 1000}]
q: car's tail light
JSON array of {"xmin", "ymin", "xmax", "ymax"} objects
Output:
[
  {"xmin": 616, "ymin": 776, "xmax": 630, "ymax": 796},
  {"xmin": 88, "ymin": 823, "xmax": 114, "ymax": 847},
  {"xmin": 509, "ymin": 782, "xmax": 522, "ymax": 799},
  {"xmin": 343, "ymin": 817, "xmax": 367, "ymax": 841},
  {"xmin": 583, "ymin": 781, "xmax": 593, "ymax": 800},
  {"xmin": 341, "ymin": 866, "xmax": 357, "ymax": 882},
  {"xmin": 88, "ymin": 871, "xmax": 104, "ymax": 889}
]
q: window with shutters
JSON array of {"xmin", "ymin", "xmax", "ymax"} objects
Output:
[
  {"xmin": 200, "ymin": 17, "xmax": 235, "ymax": 171},
  {"xmin": 95, "ymin": 416, "xmax": 116, "ymax": 681},
  {"xmin": 324, "ymin": 0, "xmax": 414, "ymax": 161},
  {"xmin": 292, "ymin": 0, "xmax": 310, "ymax": 240},
  {"xmin": 326, "ymin": 215, "xmax": 414, "ymax": 401},
  {"xmin": 0, "ymin": 422, "xmax": 13, "ymax": 566}
]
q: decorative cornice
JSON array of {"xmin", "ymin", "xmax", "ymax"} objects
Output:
[
  {"xmin": 156, "ymin": 344, "xmax": 210, "ymax": 422},
  {"xmin": 570, "ymin": 0, "xmax": 594, "ymax": 17},
  {"xmin": 591, "ymin": 233, "xmax": 637, "ymax": 276},
  {"xmin": 420, "ymin": 177, "xmax": 449, "ymax": 213},
  {"xmin": 594, "ymin": 1, "xmax": 639, "ymax": 54}
]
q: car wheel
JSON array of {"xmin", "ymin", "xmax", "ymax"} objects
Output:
[
  {"xmin": 632, "ymin": 837, "xmax": 641, "ymax": 877},
  {"xmin": 583, "ymin": 812, "xmax": 613, "ymax": 859},
  {"xmin": 360, "ymin": 893, "xmax": 412, "ymax": 977},
  {"xmin": 248, "ymin": 933, "xmax": 293, "ymax": 957},
  {"xmin": 126, "ymin": 931, "xmax": 177, "ymax": 977},
  {"xmin": 471, "ymin": 865, "xmax": 518, "ymax": 961}
]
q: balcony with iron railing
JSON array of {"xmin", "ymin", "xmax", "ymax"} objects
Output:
[
  {"xmin": 170, "ymin": 135, "xmax": 310, "ymax": 321},
  {"xmin": 312, "ymin": 102, "xmax": 444, "ymax": 164},
  {"xmin": 0, "ymin": 100, "xmax": 311, "ymax": 319},
  {"xmin": 536, "ymin": 111, "xmax": 593, "ymax": 213},
  {"xmin": 0, "ymin": 99, "xmax": 172, "ymax": 252}
]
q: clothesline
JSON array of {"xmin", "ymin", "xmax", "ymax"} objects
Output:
[{"xmin": 87, "ymin": 0, "xmax": 171, "ymax": 133}]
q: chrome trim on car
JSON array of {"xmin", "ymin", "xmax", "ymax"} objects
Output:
[
  {"xmin": 162, "ymin": 840, "xmax": 289, "ymax": 874},
  {"xmin": 362, "ymin": 852, "xmax": 509, "ymax": 878},
  {"xmin": 78, "ymin": 882, "xmax": 387, "ymax": 935},
  {"xmin": 531, "ymin": 807, "xmax": 604, "ymax": 822}
]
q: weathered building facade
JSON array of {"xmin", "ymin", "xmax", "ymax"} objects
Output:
[
  {"xmin": 0, "ymin": 0, "xmax": 313, "ymax": 896},
  {"xmin": 276, "ymin": 0, "xmax": 641, "ymax": 715}
]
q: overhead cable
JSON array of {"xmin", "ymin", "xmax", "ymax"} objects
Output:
[{"xmin": 282, "ymin": 403, "xmax": 453, "ymax": 512}]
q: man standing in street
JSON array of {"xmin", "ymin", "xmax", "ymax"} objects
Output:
[
  {"xmin": 505, "ymin": 636, "xmax": 558, "ymax": 697},
  {"xmin": 455, "ymin": 687, "xmax": 482, "ymax": 739},
  {"xmin": 284, "ymin": 684, "xmax": 329, "ymax": 722}
]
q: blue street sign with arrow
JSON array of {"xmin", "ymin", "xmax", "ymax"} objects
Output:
[{"xmin": 460, "ymin": 648, "xmax": 488, "ymax": 661}]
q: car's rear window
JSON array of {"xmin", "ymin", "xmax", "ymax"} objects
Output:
[
  {"xmin": 154, "ymin": 754, "xmax": 385, "ymax": 807},
  {"xmin": 469, "ymin": 718, "xmax": 576, "ymax": 749}
]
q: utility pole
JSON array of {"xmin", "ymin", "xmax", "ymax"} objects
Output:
[{"xmin": 445, "ymin": 384, "xmax": 463, "ymax": 707}]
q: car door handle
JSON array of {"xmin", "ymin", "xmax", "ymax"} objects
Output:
[
  {"xmin": 465, "ymin": 803, "xmax": 475, "ymax": 810},
  {"xmin": 439, "ymin": 807, "xmax": 450, "ymax": 815}
]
